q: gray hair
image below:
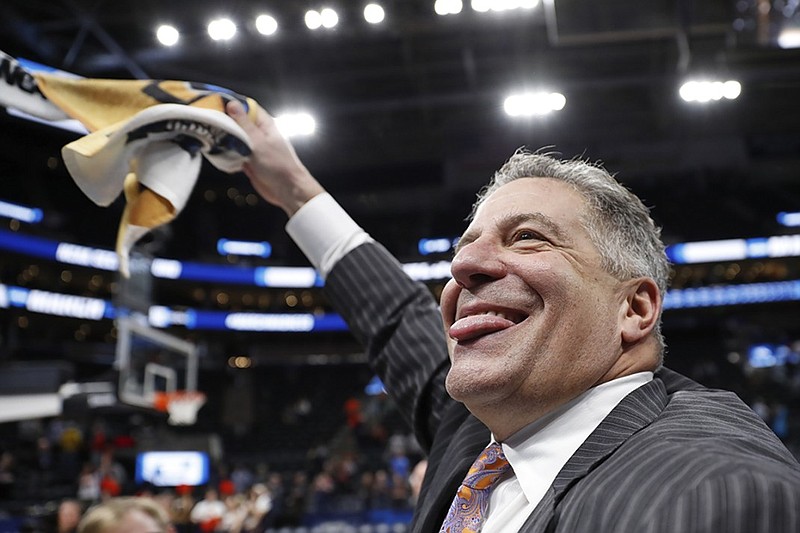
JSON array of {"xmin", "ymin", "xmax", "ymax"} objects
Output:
[
  {"xmin": 78, "ymin": 496, "xmax": 171, "ymax": 533},
  {"xmin": 472, "ymin": 149, "xmax": 670, "ymax": 355}
]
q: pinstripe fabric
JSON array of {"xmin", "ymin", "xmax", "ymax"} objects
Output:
[
  {"xmin": 325, "ymin": 242, "xmax": 800, "ymax": 533},
  {"xmin": 325, "ymin": 241, "xmax": 454, "ymax": 450}
]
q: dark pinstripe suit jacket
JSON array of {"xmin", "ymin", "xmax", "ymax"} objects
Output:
[{"xmin": 325, "ymin": 242, "xmax": 800, "ymax": 532}]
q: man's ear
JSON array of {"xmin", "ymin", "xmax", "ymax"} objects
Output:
[{"xmin": 620, "ymin": 278, "xmax": 661, "ymax": 344}]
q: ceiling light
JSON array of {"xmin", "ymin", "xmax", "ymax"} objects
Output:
[
  {"xmin": 435, "ymin": 0, "xmax": 463, "ymax": 16},
  {"xmin": 364, "ymin": 3, "xmax": 386, "ymax": 24},
  {"xmin": 320, "ymin": 8, "xmax": 339, "ymax": 28},
  {"xmin": 305, "ymin": 10, "xmax": 322, "ymax": 30},
  {"xmin": 217, "ymin": 239, "xmax": 272, "ymax": 258},
  {"xmin": 503, "ymin": 91, "xmax": 566, "ymax": 116},
  {"xmin": 472, "ymin": 0, "xmax": 538, "ymax": 12},
  {"xmin": 274, "ymin": 112, "xmax": 317, "ymax": 138},
  {"xmin": 156, "ymin": 25, "xmax": 180, "ymax": 46},
  {"xmin": 208, "ymin": 18, "xmax": 237, "ymax": 41},
  {"xmin": 0, "ymin": 200, "xmax": 43, "ymax": 223},
  {"xmin": 777, "ymin": 212, "xmax": 800, "ymax": 227},
  {"xmin": 255, "ymin": 14, "xmax": 279, "ymax": 36},
  {"xmin": 471, "ymin": 0, "xmax": 491, "ymax": 12},
  {"xmin": 777, "ymin": 27, "xmax": 800, "ymax": 49},
  {"xmin": 722, "ymin": 80, "xmax": 742, "ymax": 99},
  {"xmin": 679, "ymin": 79, "xmax": 741, "ymax": 103}
]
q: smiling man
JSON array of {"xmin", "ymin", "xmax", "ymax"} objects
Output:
[
  {"xmin": 227, "ymin": 101, "xmax": 800, "ymax": 532},
  {"xmin": 441, "ymin": 176, "xmax": 664, "ymax": 442}
]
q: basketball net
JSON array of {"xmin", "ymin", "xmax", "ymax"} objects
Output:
[{"xmin": 155, "ymin": 390, "xmax": 207, "ymax": 425}]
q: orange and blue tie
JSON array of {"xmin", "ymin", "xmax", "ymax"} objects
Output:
[{"xmin": 440, "ymin": 442, "xmax": 512, "ymax": 533}]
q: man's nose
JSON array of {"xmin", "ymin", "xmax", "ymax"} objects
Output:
[{"xmin": 450, "ymin": 238, "xmax": 506, "ymax": 289}]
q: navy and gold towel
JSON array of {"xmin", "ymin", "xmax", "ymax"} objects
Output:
[{"xmin": 0, "ymin": 50, "xmax": 258, "ymax": 275}]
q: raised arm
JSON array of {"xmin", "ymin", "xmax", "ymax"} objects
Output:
[{"xmin": 226, "ymin": 100, "xmax": 453, "ymax": 451}]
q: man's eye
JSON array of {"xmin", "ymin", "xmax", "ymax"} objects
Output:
[{"xmin": 515, "ymin": 230, "xmax": 539, "ymax": 241}]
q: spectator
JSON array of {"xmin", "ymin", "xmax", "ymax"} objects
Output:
[
  {"xmin": 169, "ymin": 485, "xmax": 195, "ymax": 533},
  {"xmin": 0, "ymin": 450, "xmax": 15, "ymax": 500},
  {"xmin": 407, "ymin": 460, "xmax": 427, "ymax": 505},
  {"xmin": 190, "ymin": 487, "xmax": 226, "ymax": 532},
  {"xmin": 78, "ymin": 496, "xmax": 172, "ymax": 533},
  {"xmin": 57, "ymin": 499, "xmax": 83, "ymax": 533},
  {"xmin": 242, "ymin": 483, "xmax": 272, "ymax": 533},
  {"xmin": 76, "ymin": 462, "xmax": 100, "ymax": 504},
  {"xmin": 220, "ymin": 493, "xmax": 247, "ymax": 533}
]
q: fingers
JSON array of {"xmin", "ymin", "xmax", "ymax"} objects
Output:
[
  {"xmin": 249, "ymin": 101, "xmax": 271, "ymax": 129},
  {"xmin": 225, "ymin": 99, "xmax": 246, "ymax": 118},
  {"xmin": 226, "ymin": 99, "xmax": 273, "ymax": 133},
  {"xmin": 226, "ymin": 100, "xmax": 252, "ymax": 129}
]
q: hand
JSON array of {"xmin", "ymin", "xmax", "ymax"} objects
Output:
[{"xmin": 226, "ymin": 100, "xmax": 325, "ymax": 216}]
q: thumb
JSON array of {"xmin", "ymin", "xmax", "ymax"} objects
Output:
[
  {"xmin": 226, "ymin": 99, "xmax": 248, "ymax": 122},
  {"xmin": 227, "ymin": 99, "xmax": 273, "ymax": 134},
  {"xmin": 226, "ymin": 100, "xmax": 264, "ymax": 134}
]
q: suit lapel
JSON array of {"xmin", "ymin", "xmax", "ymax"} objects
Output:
[
  {"xmin": 519, "ymin": 378, "xmax": 668, "ymax": 532},
  {"xmin": 413, "ymin": 414, "xmax": 490, "ymax": 533}
]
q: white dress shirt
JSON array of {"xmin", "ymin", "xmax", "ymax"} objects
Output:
[
  {"xmin": 482, "ymin": 372, "xmax": 653, "ymax": 533},
  {"xmin": 286, "ymin": 192, "xmax": 655, "ymax": 532}
]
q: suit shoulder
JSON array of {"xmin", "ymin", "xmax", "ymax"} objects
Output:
[{"xmin": 634, "ymin": 463, "xmax": 800, "ymax": 532}]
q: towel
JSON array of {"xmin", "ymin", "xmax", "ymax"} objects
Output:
[{"xmin": 0, "ymin": 50, "xmax": 257, "ymax": 276}]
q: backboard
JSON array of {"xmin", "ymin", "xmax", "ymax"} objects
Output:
[{"xmin": 115, "ymin": 315, "xmax": 199, "ymax": 412}]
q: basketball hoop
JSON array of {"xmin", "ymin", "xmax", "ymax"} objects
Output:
[{"xmin": 154, "ymin": 390, "xmax": 207, "ymax": 425}]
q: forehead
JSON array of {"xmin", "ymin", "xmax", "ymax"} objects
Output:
[{"xmin": 472, "ymin": 177, "xmax": 588, "ymax": 226}]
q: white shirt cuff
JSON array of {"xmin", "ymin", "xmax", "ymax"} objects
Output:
[{"xmin": 285, "ymin": 192, "xmax": 373, "ymax": 279}]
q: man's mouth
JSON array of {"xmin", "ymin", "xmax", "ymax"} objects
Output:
[{"xmin": 449, "ymin": 309, "xmax": 527, "ymax": 342}]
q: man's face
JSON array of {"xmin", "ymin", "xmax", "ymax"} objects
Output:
[
  {"xmin": 57, "ymin": 501, "xmax": 81, "ymax": 531},
  {"xmin": 440, "ymin": 178, "xmax": 632, "ymax": 425}
]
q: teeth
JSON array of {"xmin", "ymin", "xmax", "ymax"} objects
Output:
[{"xmin": 470, "ymin": 311, "xmax": 508, "ymax": 320}]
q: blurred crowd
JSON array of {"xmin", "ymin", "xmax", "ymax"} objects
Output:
[
  {"xmin": 0, "ymin": 396, "xmax": 425, "ymax": 532},
  {"xmin": 2, "ymin": 348, "xmax": 800, "ymax": 532}
]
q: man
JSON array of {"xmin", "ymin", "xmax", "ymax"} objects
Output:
[
  {"xmin": 189, "ymin": 487, "xmax": 226, "ymax": 532},
  {"xmin": 226, "ymin": 101, "xmax": 800, "ymax": 532},
  {"xmin": 77, "ymin": 497, "xmax": 173, "ymax": 533},
  {"xmin": 57, "ymin": 499, "xmax": 83, "ymax": 533}
]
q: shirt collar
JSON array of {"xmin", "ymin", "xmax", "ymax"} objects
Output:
[{"xmin": 496, "ymin": 371, "xmax": 653, "ymax": 506}]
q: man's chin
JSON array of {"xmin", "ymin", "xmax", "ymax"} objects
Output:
[{"xmin": 445, "ymin": 368, "xmax": 504, "ymax": 406}]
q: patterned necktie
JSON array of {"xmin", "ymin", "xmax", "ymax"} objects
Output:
[{"xmin": 440, "ymin": 442, "xmax": 512, "ymax": 533}]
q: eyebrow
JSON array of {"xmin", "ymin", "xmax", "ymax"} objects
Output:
[{"xmin": 453, "ymin": 212, "xmax": 569, "ymax": 256}]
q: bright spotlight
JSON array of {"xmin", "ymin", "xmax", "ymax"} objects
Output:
[
  {"xmin": 156, "ymin": 25, "xmax": 180, "ymax": 46},
  {"xmin": 255, "ymin": 14, "xmax": 279, "ymax": 36},
  {"xmin": 208, "ymin": 18, "xmax": 237, "ymax": 41},
  {"xmin": 503, "ymin": 91, "xmax": 566, "ymax": 117},
  {"xmin": 364, "ymin": 3, "xmax": 386, "ymax": 24},
  {"xmin": 471, "ymin": 0, "xmax": 491, "ymax": 12},
  {"xmin": 722, "ymin": 80, "xmax": 742, "ymax": 99},
  {"xmin": 435, "ymin": 0, "xmax": 463, "ymax": 16},
  {"xmin": 472, "ymin": 0, "xmax": 538, "ymax": 12},
  {"xmin": 679, "ymin": 79, "xmax": 741, "ymax": 103},
  {"xmin": 777, "ymin": 27, "xmax": 800, "ymax": 49},
  {"xmin": 320, "ymin": 8, "xmax": 339, "ymax": 28},
  {"xmin": 305, "ymin": 10, "xmax": 322, "ymax": 30},
  {"xmin": 777, "ymin": 211, "xmax": 800, "ymax": 227},
  {"xmin": 274, "ymin": 112, "xmax": 317, "ymax": 138},
  {"xmin": 549, "ymin": 92, "xmax": 566, "ymax": 110}
]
